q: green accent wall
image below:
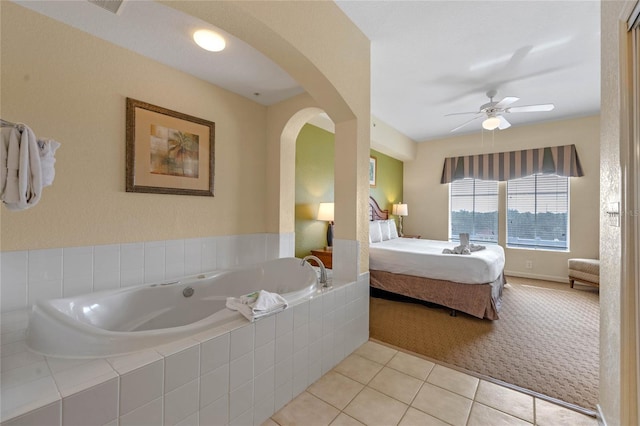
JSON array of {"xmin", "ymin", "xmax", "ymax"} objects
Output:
[
  {"xmin": 369, "ymin": 149, "xmax": 404, "ymax": 216},
  {"xmin": 295, "ymin": 124, "xmax": 335, "ymax": 258},
  {"xmin": 295, "ymin": 125, "xmax": 404, "ymax": 258}
]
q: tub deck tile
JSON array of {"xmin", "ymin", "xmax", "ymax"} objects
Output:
[
  {"xmin": 155, "ymin": 337, "xmax": 200, "ymax": 357},
  {"xmin": 0, "ymin": 375, "xmax": 60, "ymax": 423},
  {"xmin": 107, "ymin": 349, "xmax": 163, "ymax": 375},
  {"xmin": 50, "ymin": 359, "xmax": 118, "ymax": 398}
]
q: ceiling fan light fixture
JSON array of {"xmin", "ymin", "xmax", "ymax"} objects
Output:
[
  {"xmin": 482, "ymin": 116, "xmax": 501, "ymax": 130},
  {"xmin": 193, "ymin": 29, "xmax": 226, "ymax": 52}
]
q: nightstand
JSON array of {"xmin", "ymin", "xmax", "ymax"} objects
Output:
[
  {"xmin": 401, "ymin": 235, "xmax": 421, "ymax": 239},
  {"xmin": 310, "ymin": 248, "xmax": 333, "ymax": 269}
]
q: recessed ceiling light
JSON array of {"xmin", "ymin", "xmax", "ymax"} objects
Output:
[{"xmin": 193, "ymin": 29, "xmax": 226, "ymax": 52}]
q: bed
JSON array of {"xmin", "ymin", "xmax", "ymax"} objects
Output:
[{"xmin": 368, "ymin": 196, "xmax": 506, "ymax": 320}]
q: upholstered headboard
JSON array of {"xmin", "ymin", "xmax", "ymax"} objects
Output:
[{"xmin": 369, "ymin": 196, "xmax": 389, "ymax": 221}]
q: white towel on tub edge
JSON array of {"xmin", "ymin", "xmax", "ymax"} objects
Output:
[{"xmin": 226, "ymin": 290, "xmax": 288, "ymax": 322}]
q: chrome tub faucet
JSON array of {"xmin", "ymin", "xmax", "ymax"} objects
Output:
[{"xmin": 301, "ymin": 255, "xmax": 330, "ymax": 288}]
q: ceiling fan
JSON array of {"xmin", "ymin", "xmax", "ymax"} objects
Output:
[{"xmin": 446, "ymin": 90, "xmax": 555, "ymax": 132}]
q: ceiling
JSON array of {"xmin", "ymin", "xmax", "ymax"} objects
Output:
[{"xmin": 14, "ymin": 0, "xmax": 600, "ymax": 143}]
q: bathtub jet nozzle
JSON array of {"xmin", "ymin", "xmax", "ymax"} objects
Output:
[{"xmin": 183, "ymin": 286, "xmax": 195, "ymax": 297}]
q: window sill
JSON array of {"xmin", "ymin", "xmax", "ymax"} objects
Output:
[{"xmin": 506, "ymin": 246, "xmax": 570, "ymax": 253}]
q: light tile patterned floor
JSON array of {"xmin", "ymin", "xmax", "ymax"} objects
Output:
[{"xmin": 264, "ymin": 341, "xmax": 597, "ymax": 426}]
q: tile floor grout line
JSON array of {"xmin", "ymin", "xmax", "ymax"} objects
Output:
[
  {"xmin": 312, "ymin": 369, "xmax": 365, "ymax": 413},
  {"xmin": 344, "ymin": 347, "xmax": 516, "ymax": 426},
  {"xmin": 267, "ymin": 340, "xmax": 597, "ymax": 426},
  {"xmin": 335, "ymin": 350, "xmax": 413, "ymax": 426}
]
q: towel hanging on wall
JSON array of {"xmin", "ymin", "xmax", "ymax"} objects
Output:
[{"xmin": 0, "ymin": 120, "xmax": 60, "ymax": 210}]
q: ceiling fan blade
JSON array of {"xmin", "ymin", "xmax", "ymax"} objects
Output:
[
  {"xmin": 444, "ymin": 111, "xmax": 480, "ymax": 117},
  {"xmin": 494, "ymin": 96, "xmax": 520, "ymax": 109},
  {"xmin": 498, "ymin": 115, "xmax": 511, "ymax": 130},
  {"xmin": 450, "ymin": 115, "xmax": 482, "ymax": 132},
  {"xmin": 506, "ymin": 104, "xmax": 555, "ymax": 113}
]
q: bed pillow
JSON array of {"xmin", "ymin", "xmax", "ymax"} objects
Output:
[
  {"xmin": 369, "ymin": 221, "xmax": 382, "ymax": 243},
  {"xmin": 380, "ymin": 220, "xmax": 391, "ymax": 241},
  {"xmin": 388, "ymin": 219, "xmax": 399, "ymax": 239}
]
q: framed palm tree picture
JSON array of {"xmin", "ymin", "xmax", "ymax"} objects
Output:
[
  {"xmin": 126, "ymin": 98, "xmax": 215, "ymax": 196},
  {"xmin": 369, "ymin": 156, "xmax": 377, "ymax": 187}
]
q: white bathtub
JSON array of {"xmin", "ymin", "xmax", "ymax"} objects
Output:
[{"xmin": 26, "ymin": 257, "xmax": 318, "ymax": 358}]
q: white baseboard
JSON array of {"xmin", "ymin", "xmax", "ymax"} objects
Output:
[{"xmin": 504, "ymin": 270, "xmax": 568, "ymax": 284}]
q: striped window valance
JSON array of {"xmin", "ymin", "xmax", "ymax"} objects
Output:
[{"xmin": 440, "ymin": 144, "xmax": 584, "ymax": 184}]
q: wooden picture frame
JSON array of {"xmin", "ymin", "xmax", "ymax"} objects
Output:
[
  {"xmin": 369, "ymin": 156, "xmax": 377, "ymax": 187},
  {"xmin": 126, "ymin": 98, "xmax": 215, "ymax": 196}
]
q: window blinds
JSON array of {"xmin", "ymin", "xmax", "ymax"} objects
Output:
[
  {"xmin": 450, "ymin": 179, "xmax": 498, "ymax": 243},
  {"xmin": 507, "ymin": 174, "xmax": 569, "ymax": 250}
]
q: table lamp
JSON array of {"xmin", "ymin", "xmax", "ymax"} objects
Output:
[
  {"xmin": 392, "ymin": 203, "xmax": 408, "ymax": 236},
  {"xmin": 317, "ymin": 202, "xmax": 335, "ymax": 249}
]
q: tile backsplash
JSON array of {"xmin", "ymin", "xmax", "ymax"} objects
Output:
[{"xmin": 0, "ymin": 233, "xmax": 294, "ymax": 313}]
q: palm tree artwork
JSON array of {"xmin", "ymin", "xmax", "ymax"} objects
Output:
[{"xmin": 149, "ymin": 125, "xmax": 200, "ymax": 178}]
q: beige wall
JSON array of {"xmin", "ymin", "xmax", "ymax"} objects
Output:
[
  {"xmin": 2, "ymin": 1, "xmax": 372, "ymax": 277},
  {"xmin": 404, "ymin": 115, "xmax": 600, "ymax": 281},
  {"xmin": 371, "ymin": 115, "xmax": 417, "ymax": 162},
  {"xmin": 164, "ymin": 1, "xmax": 372, "ymax": 276},
  {"xmin": 0, "ymin": 2, "xmax": 268, "ymax": 251}
]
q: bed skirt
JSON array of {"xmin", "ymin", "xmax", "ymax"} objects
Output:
[{"xmin": 369, "ymin": 270, "xmax": 506, "ymax": 320}]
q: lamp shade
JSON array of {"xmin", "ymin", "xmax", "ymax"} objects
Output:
[
  {"xmin": 317, "ymin": 202, "xmax": 334, "ymax": 222},
  {"xmin": 392, "ymin": 203, "xmax": 408, "ymax": 216}
]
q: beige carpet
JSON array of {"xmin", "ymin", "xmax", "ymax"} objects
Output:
[{"xmin": 369, "ymin": 276, "xmax": 599, "ymax": 410}]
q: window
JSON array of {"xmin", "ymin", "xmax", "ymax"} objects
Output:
[
  {"xmin": 507, "ymin": 174, "xmax": 569, "ymax": 250},
  {"xmin": 450, "ymin": 179, "xmax": 498, "ymax": 243}
]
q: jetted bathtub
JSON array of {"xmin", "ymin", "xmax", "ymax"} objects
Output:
[{"xmin": 26, "ymin": 257, "xmax": 318, "ymax": 358}]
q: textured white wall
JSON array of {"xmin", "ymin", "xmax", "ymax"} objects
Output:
[{"xmin": 599, "ymin": 1, "xmax": 640, "ymax": 424}]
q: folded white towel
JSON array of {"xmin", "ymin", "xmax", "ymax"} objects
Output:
[
  {"xmin": 442, "ymin": 245, "xmax": 471, "ymax": 255},
  {"xmin": 38, "ymin": 138, "xmax": 61, "ymax": 187},
  {"xmin": 226, "ymin": 290, "xmax": 288, "ymax": 322},
  {"xmin": 442, "ymin": 233, "xmax": 487, "ymax": 255}
]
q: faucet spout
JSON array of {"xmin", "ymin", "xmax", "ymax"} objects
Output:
[{"xmin": 301, "ymin": 255, "xmax": 329, "ymax": 288}]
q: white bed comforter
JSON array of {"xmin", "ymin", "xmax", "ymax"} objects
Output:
[{"xmin": 369, "ymin": 238, "xmax": 505, "ymax": 284}]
